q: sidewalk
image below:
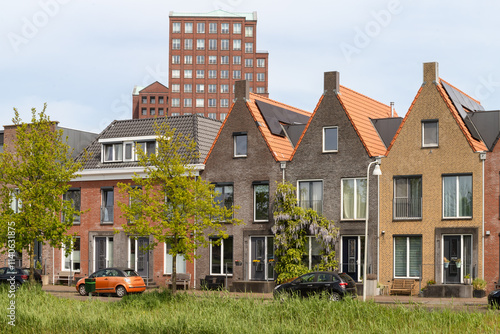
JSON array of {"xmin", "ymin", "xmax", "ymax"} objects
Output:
[{"xmin": 42, "ymin": 284, "xmax": 489, "ymax": 307}]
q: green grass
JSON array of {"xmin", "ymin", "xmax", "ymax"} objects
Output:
[{"xmin": 1, "ymin": 285, "xmax": 499, "ymax": 333}]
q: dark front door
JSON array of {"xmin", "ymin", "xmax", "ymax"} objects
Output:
[
  {"xmin": 251, "ymin": 237, "xmax": 265, "ymax": 280},
  {"xmin": 444, "ymin": 236, "xmax": 461, "ymax": 284},
  {"xmin": 342, "ymin": 237, "xmax": 359, "ymax": 282},
  {"xmin": 95, "ymin": 237, "xmax": 107, "ymax": 271},
  {"xmin": 137, "ymin": 237, "xmax": 149, "ymax": 277}
]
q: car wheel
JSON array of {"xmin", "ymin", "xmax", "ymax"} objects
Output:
[
  {"xmin": 116, "ymin": 285, "xmax": 127, "ymax": 298},
  {"xmin": 329, "ymin": 292, "xmax": 341, "ymax": 301},
  {"xmin": 78, "ymin": 284, "xmax": 88, "ymax": 296}
]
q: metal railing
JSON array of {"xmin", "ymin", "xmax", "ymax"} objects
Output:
[{"xmin": 394, "ymin": 198, "xmax": 422, "ymax": 219}]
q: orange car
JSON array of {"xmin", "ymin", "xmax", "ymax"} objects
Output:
[{"xmin": 76, "ymin": 267, "xmax": 146, "ymax": 297}]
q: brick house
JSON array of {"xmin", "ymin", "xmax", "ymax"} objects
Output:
[
  {"xmin": 287, "ymin": 71, "xmax": 400, "ymax": 282},
  {"xmin": 379, "ymin": 62, "xmax": 488, "ymax": 293},
  {"xmin": 132, "ymin": 81, "xmax": 169, "ymax": 119},
  {"xmin": 201, "ymin": 80, "xmax": 311, "ymax": 292},
  {"xmin": 52, "ymin": 115, "xmax": 221, "ymax": 286}
]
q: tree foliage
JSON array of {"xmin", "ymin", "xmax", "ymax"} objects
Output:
[
  {"xmin": 117, "ymin": 121, "xmax": 240, "ymax": 293},
  {"xmin": 272, "ymin": 182, "xmax": 339, "ymax": 283},
  {"xmin": 0, "ymin": 105, "xmax": 85, "ymax": 281}
]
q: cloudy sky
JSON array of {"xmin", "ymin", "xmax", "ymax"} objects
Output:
[{"xmin": 2, "ymin": 0, "xmax": 500, "ymax": 134}]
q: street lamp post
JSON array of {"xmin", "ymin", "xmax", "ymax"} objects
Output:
[{"xmin": 363, "ymin": 158, "xmax": 381, "ymax": 302}]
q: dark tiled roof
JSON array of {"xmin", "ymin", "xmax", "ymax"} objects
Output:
[{"xmin": 77, "ymin": 115, "xmax": 222, "ymax": 169}]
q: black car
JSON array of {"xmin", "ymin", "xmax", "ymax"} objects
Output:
[
  {"xmin": 488, "ymin": 289, "xmax": 500, "ymax": 308},
  {"xmin": 273, "ymin": 271, "xmax": 357, "ymax": 301},
  {"xmin": 0, "ymin": 267, "xmax": 42, "ymax": 288}
]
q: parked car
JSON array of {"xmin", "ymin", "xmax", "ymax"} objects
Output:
[
  {"xmin": 0, "ymin": 267, "xmax": 42, "ymax": 288},
  {"xmin": 76, "ymin": 267, "xmax": 146, "ymax": 297},
  {"xmin": 488, "ymin": 288, "xmax": 500, "ymax": 308},
  {"xmin": 273, "ymin": 271, "xmax": 357, "ymax": 301}
]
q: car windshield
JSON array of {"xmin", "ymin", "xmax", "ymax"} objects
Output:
[{"xmin": 123, "ymin": 269, "xmax": 139, "ymax": 277}]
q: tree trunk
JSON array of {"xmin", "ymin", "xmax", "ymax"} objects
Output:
[
  {"xmin": 29, "ymin": 240, "xmax": 35, "ymax": 284},
  {"xmin": 172, "ymin": 252, "xmax": 177, "ymax": 294}
]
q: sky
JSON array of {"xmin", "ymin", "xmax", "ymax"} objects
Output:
[{"xmin": 2, "ymin": 0, "xmax": 500, "ymax": 134}]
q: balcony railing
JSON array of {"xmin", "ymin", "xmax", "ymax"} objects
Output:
[{"xmin": 394, "ymin": 198, "xmax": 422, "ymax": 219}]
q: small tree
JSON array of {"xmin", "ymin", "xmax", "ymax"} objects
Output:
[
  {"xmin": 272, "ymin": 182, "xmax": 338, "ymax": 283},
  {"xmin": 117, "ymin": 121, "xmax": 240, "ymax": 293},
  {"xmin": 0, "ymin": 105, "xmax": 84, "ymax": 282}
]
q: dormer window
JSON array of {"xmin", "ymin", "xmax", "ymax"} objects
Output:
[
  {"xmin": 104, "ymin": 143, "xmax": 123, "ymax": 162},
  {"xmin": 100, "ymin": 137, "xmax": 156, "ymax": 163},
  {"xmin": 136, "ymin": 141, "xmax": 156, "ymax": 159}
]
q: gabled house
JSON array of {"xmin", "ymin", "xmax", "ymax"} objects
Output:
[
  {"xmin": 287, "ymin": 71, "xmax": 400, "ymax": 283},
  {"xmin": 379, "ymin": 62, "xmax": 487, "ymax": 294},
  {"xmin": 201, "ymin": 80, "xmax": 311, "ymax": 292},
  {"xmin": 55, "ymin": 115, "xmax": 221, "ymax": 286},
  {"xmin": 132, "ymin": 81, "xmax": 169, "ymax": 119}
]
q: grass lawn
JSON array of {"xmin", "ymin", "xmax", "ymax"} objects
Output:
[{"xmin": 1, "ymin": 285, "xmax": 499, "ymax": 333}]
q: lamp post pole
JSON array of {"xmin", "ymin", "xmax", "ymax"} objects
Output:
[{"xmin": 363, "ymin": 159, "xmax": 381, "ymax": 302}]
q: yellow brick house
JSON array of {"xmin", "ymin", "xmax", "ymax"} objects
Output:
[{"xmin": 379, "ymin": 62, "xmax": 487, "ymax": 294}]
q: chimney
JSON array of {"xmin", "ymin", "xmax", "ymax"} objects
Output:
[
  {"xmin": 423, "ymin": 62, "xmax": 439, "ymax": 84},
  {"xmin": 390, "ymin": 102, "xmax": 394, "ymax": 118},
  {"xmin": 324, "ymin": 71, "xmax": 340, "ymax": 95},
  {"xmin": 235, "ymin": 80, "xmax": 249, "ymax": 102}
]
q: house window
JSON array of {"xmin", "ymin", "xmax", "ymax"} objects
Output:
[
  {"xmin": 256, "ymin": 87, "xmax": 265, "ymax": 94},
  {"xmin": 196, "ymin": 55, "xmax": 205, "ymax": 64},
  {"xmin": 150, "ymin": 96, "xmax": 155, "ymax": 104},
  {"xmin": 184, "ymin": 22, "xmax": 193, "ymax": 33},
  {"xmin": 101, "ymin": 188, "xmax": 114, "ymax": 223},
  {"xmin": 184, "ymin": 99, "xmax": 192, "ymax": 108},
  {"xmin": 184, "ymin": 70, "xmax": 192, "ymax": 79},
  {"xmin": 245, "ymin": 26, "xmax": 253, "ymax": 37},
  {"xmin": 256, "ymin": 73, "xmax": 265, "ymax": 82},
  {"xmin": 208, "ymin": 70, "xmax": 217, "ymax": 79},
  {"xmin": 172, "ymin": 55, "xmax": 180, "ymax": 64},
  {"xmin": 443, "ymin": 175, "xmax": 472, "ymax": 218},
  {"xmin": 214, "ymin": 183, "xmax": 234, "ymax": 219},
  {"xmin": 209, "ymin": 55, "xmax": 217, "ymax": 64},
  {"xmin": 220, "ymin": 113, "xmax": 227, "ymax": 121},
  {"xmin": 164, "ymin": 242, "xmax": 186, "ymax": 274},
  {"xmin": 245, "ymin": 73, "xmax": 253, "ymax": 81},
  {"xmin": 172, "ymin": 22, "xmax": 181, "ymax": 33},
  {"xmin": 394, "ymin": 236, "xmax": 422, "ymax": 278},
  {"xmin": 150, "ymin": 108, "xmax": 155, "ymax": 116},
  {"xmin": 323, "ymin": 126, "xmax": 338, "ymax": 152},
  {"xmin": 257, "ymin": 59, "xmax": 265, "ymax": 67},
  {"xmin": 220, "ymin": 71, "xmax": 229, "ymax": 79},
  {"xmin": 422, "ymin": 120, "xmax": 438, "ymax": 147},
  {"xmin": 136, "ymin": 141, "xmax": 156, "ymax": 158},
  {"xmin": 394, "ymin": 176, "xmax": 422, "ymax": 219},
  {"xmin": 171, "ymin": 99, "xmax": 180, "ymax": 107},
  {"xmin": 208, "ymin": 85, "xmax": 217, "ymax": 93},
  {"xmin": 233, "ymin": 133, "xmax": 247, "ymax": 157},
  {"xmin": 196, "ymin": 70, "xmax": 205, "ymax": 79},
  {"xmin": 208, "ymin": 99, "xmax": 216, "ymax": 107},
  {"xmin": 141, "ymin": 108, "xmax": 147, "ymax": 116},
  {"xmin": 197, "ymin": 39, "xmax": 205, "ymax": 50},
  {"xmin": 245, "ymin": 59, "xmax": 253, "ymax": 67},
  {"xmin": 141, "ymin": 96, "xmax": 147, "ymax": 104},
  {"xmin": 171, "ymin": 70, "xmax": 180, "ymax": 78},
  {"xmin": 63, "ymin": 189, "xmax": 81, "ymax": 223},
  {"xmin": 196, "ymin": 84, "xmax": 205, "ymax": 93},
  {"xmin": 158, "ymin": 108, "xmax": 164, "ymax": 116},
  {"xmin": 209, "ymin": 39, "xmax": 217, "ymax": 50},
  {"xmin": 103, "ymin": 143, "xmax": 123, "ymax": 162},
  {"xmin": 172, "ymin": 39, "xmax": 180, "ymax": 50},
  {"xmin": 184, "ymin": 84, "xmax": 192, "ymax": 93},
  {"xmin": 62, "ymin": 237, "xmax": 80, "ymax": 271},
  {"xmin": 221, "ymin": 23, "xmax": 229, "ymax": 34},
  {"xmin": 254, "ymin": 183, "xmax": 269, "ymax": 222},
  {"xmin": 233, "ymin": 70, "xmax": 241, "ymax": 79},
  {"xmin": 221, "ymin": 85, "xmax": 229, "ymax": 93},
  {"xmin": 341, "ymin": 178, "xmax": 366, "ymax": 220},
  {"xmin": 158, "ymin": 96, "xmax": 164, "ymax": 104},
  {"xmin": 196, "ymin": 99, "xmax": 204, "ymax": 108},
  {"xmin": 245, "ymin": 43, "xmax": 253, "ymax": 53},
  {"xmin": 298, "ymin": 181, "xmax": 323, "ymax": 214},
  {"xmin": 209, "ymin": 22, "xmax": 217, "ymax": 34},
  {"xmin": 303, "ymin": 237, "xmax": 322, "ymax": 270},
  {"xmin": 233, "ymin": 56, "xmax": 241, "ymax": 65},
  {"xmin": 233, "ymin": 23, "xmax": 241, "ymax": 34},
  {"xmin": 197, "ymin": 22, "xmax": 205, "ymax": 33},
  {"xmin": 184, "ymin": 55, "xmax": 192, "ymax": 64},
  {"xmin": 221, "ymin": 39, "xmax": 229, "ymax": 50},
  {"xmin": 210, "ymin": 236, "xmax": 233, "ymax": 275},
  {"xmin": 233, "ymin": 39, "xmax": 241, "ymax": 50},
  {"xmin": 221, "ymin": 56, "xmax": 229, "ymax": 64},
  {"xmin": 184, "ymin": 39, "xmax": 193, "ymax": 50},
  {"xmin": 221, "ymin": 99, "xmax": 229, "ymax": 108},
  {"xmin": 208, "ymin": 113, "xmax": 216, "ymax": 119}
]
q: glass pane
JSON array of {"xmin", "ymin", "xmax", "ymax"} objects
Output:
[
  {"xmin": 223, "ymin": 237, "xmax": 233, "ymax": 274},
  {"xmin": 211, "ymin": 241, "xmax": 221, "ymax": 274},
  {"xmin": 342, "ymin": 179, "xmax": 354, "ymax": 219},
  {"xmin": 459, "ymin": 175, "xmax": 472, "ymax": 217},
  {"xmin": 356, "ymin": 179, "xmax": 367, "ymax": 219},
  {"xmin": 311, "ymin": 181, "xmax": 323, "ymax": 214},
  {"xmin": 409, "ymin": 237, "xmax": 421, "ymax": 277},
  {"xmin": 124, "ymin": 143, "xmax": 133, "ymax": 160},
  {"xmin": 324, "ymin": 127, "xmax": 338, "ymax": 151},
  {"xmin": 254, "ymin": 185, "xmax": 269, "ymax": 221},
  {"xmin": 463, "ymin": 235, "xmax": 472, "ymax": 276},
  {"xmin": 114, "ymin": 144, "xmax": 123, "ymax": 160},
  {"xmin": 146, "ymin": 142, "xmax": 156, "ymax": 156},
  {"xmin": 311, "ymin": 238, "xmax": 321, "ymax": 270},
  {"xmin": 234, "ymin": 135, "xmax": 247, "ymax": 156},
  {"xmin": 395, "ymin": 178, "xmax": 408, "ymax": 198},
  {"xmin": 423, "ymin": 121, "xmax": 438, "ymax": 146},
  {"xmin": 299, "ymin": 182, "xmax": 310, "ymax": 210},
  {"xmin": 267, "ymin": 237, "xmax": 274, "ymax": 280},
  {"xmin": 443, "ymin": 177, "xmax": 456, "ymax": 217},
  {"xmin": 394, "ymin": 237, "xmax": 407, "ymax": 277}
]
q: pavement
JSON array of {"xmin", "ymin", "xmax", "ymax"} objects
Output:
[{"xmin": 42, "ymin": 284, "xmax": 490, "ymax": 310}]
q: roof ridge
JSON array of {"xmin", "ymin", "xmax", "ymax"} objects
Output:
[
  {"xmin": 249, "ymin": 92, "xmax": 311, "ymax": 116},
  {"xmin": 439, "ymin": 78, "xmax": 482, "ymax": 105}
]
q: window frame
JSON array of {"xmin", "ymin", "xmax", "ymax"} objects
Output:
[
  {"xmin": 233, "ymin": 133, "xmax": 247, "ymax": 157},
  {"xmin": 322, "ymin": 126, "xmax": 338, "ymax": 153},
  {"xmin": 298, "ymin": 180, "xmax": 324, "ymax": 214},
  {"xmin": 422, "ymin": 119, "xmax": 439, "ymax": 148},
  {"xmin": 101, "ymin": 188, "xmax": 114, "ymax": 224},
  {"xmin": 393, "ymin": 176, "xmax": 422, "ymax": 220},
  {"xmin": 62, "ymin": 236, "xmax": 80, "ymax": 272},
  {"xmin": 442, "ymin": 174, "xmax": 473, "ymax": 219},
  {"xmin": 341, "ymin": 178, "xmax": 367, "ymax": 220},
  {"xmin": 210, "ymin": 236, "xmax": 233, "ymax": 275},
  {"xmin": 393, "ymin": 236, "xmax": 422, "ymax": 278},
  {"xmin": 253, "ymin": 182, "xmax": 269, "ymax": 222}
]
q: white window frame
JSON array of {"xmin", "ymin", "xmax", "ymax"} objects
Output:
[
  {"xmin": 102, "ymin": 143, "xmax": 123, "ymax": 162},
  {"xmin": 164, "ymin": 242, "xmax": 186, "ymax": 275},
  {"xmin": 233, "ymin": 133, "xmax": 247, "ymax": 157},
  {"xmin": 341, "ymin": 178, "xmax": 367, "ymax": 220},
  {"xmin": 442, "ymin": 175, "xmax": 473, "ymax": 219},
  {"xmin": 393, "ymin": 236, "xmax": 422, "ymax": 279},
  {"xmin": 322, "ymin": 126, "xmax": 338, "ymax": 153},
  {"xmin": 422, "ymin": 120, "xmax": 439, "ymax": 148},
  {"xmin": 62, "ymin": 236, "xmax": 80, "ymax": 272},
  {"xmin": 210, "ymin": 236, "xmax": 233, "ymax": 275}
]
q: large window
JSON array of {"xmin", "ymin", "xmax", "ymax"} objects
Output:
[
  {"xmin": 254, "ymin": 183, "xmax": 269, "ymax": 222},
  {"xmin": 394, "ymin": 236, "xmax": 422, "ymax": 278},
  {"xmin": 209, "ymin": 39, "xmax": 217, "ymax": 50},
  {"xmin": 210, "ymin": 236, "xmax": 233, "ymax": 275},
  {"xmin": 422, "ymin": 120, "xmax": 438, "ymax": 147},
  {"xmin": 323, "ymin": 126, "xmax": 338, "ymax": 152},
  {"xmin": 172, "ymin": 39, "xmax": 180, "ymax": 50},
  {"xmin": 394, "ymin": 176, "xmax": 422, "ymax": 219},
  {"xmin": 298, "ymin": 180, "xmax": 323, "ymax": 214},
  {"xmin": 443, "ymin": 175, "xmax": 472, "ymax": 218},
  {"xmin": 233, "ymin": 133, "xmax": 247, "ymax": 157},
  {"xmin": 164, "ymin": 242, "xmax": 186, "ymax": 274},
  {"xmin": 184, "ymin": 22, "xmax": 193, "ymax": 33},
  {"xmin": 62, "ymin": 237, "xmax": 80, "ymax": 271},
  {"xmin": 209, "ymin": 23, "xmax": 217, "ymax": 34},
  {"xmin": 103, "ymin": 143, "xmax": 123, "ymax": 162},
  {"xmin": 63, "ymin": 189, "xmax": 81, "ymax": 223},
  {"xmin": 172, "ymin": 22, "xmax": 181, "ymax": 33},
  {"xmin": 101, "ymin": 188, "xmax": 114, "ymax": 223},
  {"xmin": 341, "ymin": 178, "xmax": 366, "ymax": 220},
  {"xmin": 303, "ymin": 237, "xmax": 322, "ymax": 270},
  {"xmin": 214, "ymin": 183, "xmax": 233, "ymax": 216},
  {"xmin": 197, "ymin": 22, "xmax": 205, "ymax": 33}
]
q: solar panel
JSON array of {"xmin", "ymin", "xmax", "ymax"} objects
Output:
[{"xmin": 255, "ymin": 100, "xmax": 309, "ymax": 137}]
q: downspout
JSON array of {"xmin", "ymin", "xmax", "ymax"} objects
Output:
[
  {"xmin": 52, "ymin": 247, "xmax": 54, "ymax": 285},
  {"xmin": 377, "ymin": 172, "xmax": 380, "ymax": 282},
  {"xmin": 481, "ymin": 152, "xmax": 485, "ymax": 279}
]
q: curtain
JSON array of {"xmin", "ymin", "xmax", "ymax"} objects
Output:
[
  {"xmin": 311, "ymin": 181, "xmax": 322, "ymax": 213},
  {"xmin": 459, "ymin": 176, "xmax": 472, "ymax": 217},
  {"xmin": 342, "ymin": 179, "xmax": 354, "ymax": 219},
  {"xmin": 356, "ymin": 179, "xmax": 367, "ymax": 219},
  {"xmin": 443, "ymin": 177, "xmax": 456, "ymax": 217}
]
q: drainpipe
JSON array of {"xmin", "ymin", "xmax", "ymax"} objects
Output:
[
  {"xmin": 280, "ymin": 162, "xmax": 286, "ymax": 183},
  {"xmin": 52, "ymin": 247, "xmax": 54, "ymax": 285},
  {"xmin": 481, "ymin": 152, "xmax": 486, "ymax": 280},
  {"xmin": 377, "ymin": 171, "xmax": 380, "ymax": 282}
]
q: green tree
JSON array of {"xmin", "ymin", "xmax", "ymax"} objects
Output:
[
  {"xmin": 0, "ymin": 105, "xmax": 84, "ymax": 282},
  {"xmin": 117, "ymin": 122, "xmax": 240, "ymax": 293},
  {"xmin": 272, "ymin": 181, "xmax": 338, "ymax": 283}
]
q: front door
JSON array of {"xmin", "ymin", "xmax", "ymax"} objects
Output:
[
  {"xmin": 95, "ymin": 237, "xmax": 107, "ymax": 271},
  {"xmin": 444, "ymin": 236, "xmax": 461, "ymax": 284},
  {"xmin": 136, "ymin": 237, "xmax": 149, "ymax": 277},
  {"xmin": 251, "ymin": 237, "xmax": 265, "ymax": 280},
  {"xmin": 342, "ymin": 236, "xmax": 364, "ymax": 282}
]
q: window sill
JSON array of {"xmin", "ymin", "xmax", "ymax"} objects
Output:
[
  {"xmin": 421, "ymin": 145, "xmax": 439, "ymax": 149},
  {"xmin": 101, "ymin": 222, "xmax": 114, "ymax": 225},
  {"xmin": 253, "ymin": 220, "xmax": 269, "ymax": 224},
  {"xmin": 393, "ymin": 217, "xmax": 422, "ymax": 222},
  {"xmin": 442, "ymin": 217, "xmax": 472, "ymax": 220}
]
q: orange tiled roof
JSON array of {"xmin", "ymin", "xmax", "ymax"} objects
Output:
[
  {"xmin": 436, "ymin": 79, "xmax": 487, "ymax": 152},
  {"xmin": 338, "ymin": 85, "xmax": 395, "ymax": 157},
  {"xmin": 247, "ymin": 92, "xmax": 312, "ymax": 161}
]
